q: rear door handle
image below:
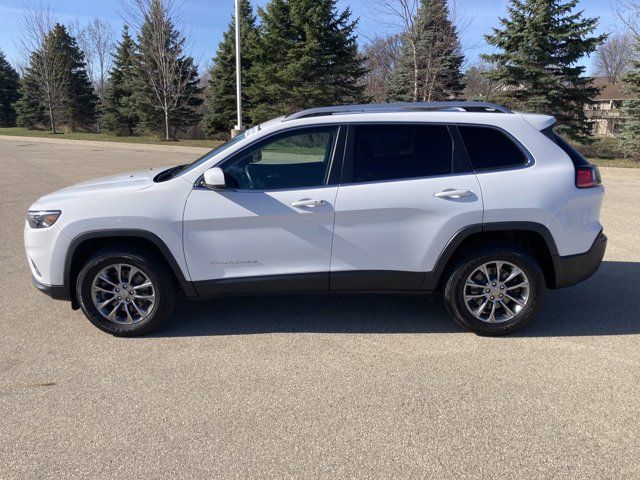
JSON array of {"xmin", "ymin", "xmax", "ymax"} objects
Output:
[
  {"xmin": 290, "ymin": 199, "xmax": 327, "ymax": 208},
  {"xmin": 434, "ymin": 189, "xmax": 473, "ymax": 199}
]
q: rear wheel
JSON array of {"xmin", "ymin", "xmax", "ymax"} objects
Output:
[
  {"xmin": 76, "ymin": 248, "xmax": 176, "ymax": 336},
  {"xmin": 443, "ymin": 245, "xmax": 545, "ymax": 336}
]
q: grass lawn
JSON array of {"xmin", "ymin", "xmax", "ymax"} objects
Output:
[
  {"xmin": 0, "ymin": 127, "xmax": 222, "ymax": 149},
  {"xmin": 589, "ymin": 157, "xmax": 640, "ymax": 169}
]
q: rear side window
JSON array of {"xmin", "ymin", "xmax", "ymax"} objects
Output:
[
  {"xmin": 348, "ymin": 124, "xmax": 453, "ymax": 183},
  {"xmin": 458, "ymin": 126, "xmax": 528, "ymax": 171}
]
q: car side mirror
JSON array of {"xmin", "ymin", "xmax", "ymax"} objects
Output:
[{"xmin": 203, "ymin": 167, "xmax": 226, "ymax": 190}]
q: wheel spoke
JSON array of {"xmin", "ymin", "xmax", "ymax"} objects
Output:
[
  {"xmin": 98, "ymin": 274, "xmax": 117, "ymax": 287},
  {"xmin": 500, "ymin": 300, "xmax": 515, "ymax": 318},
  {"xmin": 107, "ymin": 302, "xmax": 121, "ymax": 320},
  {"xmin": 495, "ymin": 261, "xmax": 503, "ymax": 282},
  {"xmin": 98, "ymin": 296, "xmax": 117, "ymax": 308},
  {"xmin": 131, "ymin": 299, "xmax": 145, "ymax": 316},
  {"xmin": 503, "ymin": 267, "xmax": 523, "ymax": 284},
  {"xmin": 480, "ymin": 264, "xmax": 492, "ymax": 283},
  {"xmin": 487, "ymin": 301, "xmax": 497, "ymax": 322},
  {"xmin": 92, "ymin": 285, "xmax": 114, "ymax": 294},
  {"xmin": 116, "ymin": 264, "xmax": 123, "ymax": 284},
  {"xmin": 506, "ymin": 294, "xmax": 525, "ymax": 308},
  {"xmin": 475, "ymin": 299, "xmax": 489, "ymax": 317},
  {"xmin": 124, "ymin": 303, "xmax": 134, "ymax": 324},
  {"xmin": 128, "ymin": 266, "xmax": 140, "ymax": 285},
  {"xmin": 133, "ymin": 294, "xmax": 154, "ymax": 300},
  {"xmin": 464, "ymin": 293, "xmax": 486, "ymax": 300},
  {"xmin": 133, "ymin": 281, "xmax": 152, "ymax": 290},
  {"xmin": 506, "ymin": 281, "xmax": 528, "ymax": 290}
]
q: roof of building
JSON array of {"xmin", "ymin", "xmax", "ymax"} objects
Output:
[{"xmin": 592, "ymin": 77, "xmax": 633, "ymax": 101}]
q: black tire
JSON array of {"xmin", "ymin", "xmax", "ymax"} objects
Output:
[
  {"xmin": 76, "ymin": 247, "xmax": 176, "ymax": 336},
  {"xmin": 443, "ymin": 243, "xmax": 545, "ymax": 336}
]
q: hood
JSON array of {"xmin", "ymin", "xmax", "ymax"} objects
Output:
[{"xmin": 31, "ymin": 167, "xmax": 166, "ymax": 208}]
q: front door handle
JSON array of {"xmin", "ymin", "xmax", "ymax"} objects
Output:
[
  {"xmin": 434, "ymin": 189, "xmax": 473, "ymax": 199},
  {"xmin": 290, "ymin": 199, "xmax": 327, "ymax": 208}
]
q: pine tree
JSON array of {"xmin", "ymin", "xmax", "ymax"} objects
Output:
[
  {"xmin": 388, "ymin": 0, "xmax": 464, "ymax": 102},
  {"xmin": 14, "ymin": 77, "xmax": 44, "ymax": 129},
  {"xmin": 50, "ymin": 23, "xmax": 99, "ymax": 130},
  {"xmin": 204, "ymin": 0, "xmax": 259, "ymax": 136},
  {"xmin": 102, "ymin": 26, "xmax": 139, "ymax": 135},
  {"xmin": 622, "ymin": 44, "xmax": 640, "ymax": 161},
  {"xmin": 483, "ymin": 0, "xmax": 606, "ymax": 142},
  {"xmin": 0, "ymin": 50, "xmax": 20, "ymax": 127},
  {"xmin": 15, "ymin": 23, "xmax": 98, "ymax": 132},
  {"xmin": 248, "ymin": 0, "xmax": 366, "ymax": 123},
  {"xmin": 134, "ymin": 0, "xmax": 203, "ymax": 139}
]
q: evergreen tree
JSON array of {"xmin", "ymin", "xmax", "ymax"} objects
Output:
[
  {"xmin": 14, "ymin": 77, "xmax": 44, "ymax": 129},
  {"xmin": 248, "ymin": 0, "xmax": 366, "ymax": 123},
  {"xmin": 102, "ymin": 26, "xmax": 140, "ymax": 135},
  {"xmin": 388, "ymin": 0, "xmax": 464, "ymax": 102},
  {"xmin": 15, "ymin": 23, "xmax": 98, "ymax": 132},
  {"xmin": 0, "ymin": 50, "xmax": 20, "ymax": 127},
  {"xmin": 50, "ymin": 24, "xmax": 98, "ymax": 129},
  {"xmin": 204, "ymin": 0, "xmax": 259, "ymax": 136},
  {"xmin": 622, "ymin": 44, "xmax": 640, "ymax": 161},
  {"xmin": 483, "ymin": 0, "xmax": 606, "ymax": 142},
  {"xmin": 134, "ymin": 0, "xmax": 203, "ymax": 139}
]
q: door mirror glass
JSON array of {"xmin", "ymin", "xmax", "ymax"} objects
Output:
[{"xmin": 203, "ymin": 167, "xmax": 226, "ymax": 190}]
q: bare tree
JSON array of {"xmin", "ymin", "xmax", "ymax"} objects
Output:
[
  {"xmin": 615, "ymin": 0, "xmax": 640, "ymax": 37},
  {"xmin": 593, "ymin": 31, "xmax": 635, "ymax": 82},
  {"xmin": 18, "ymin": 6, "xmax": 69, "ymax": 133},
  {"xmin": 70, "ymin": 19, "xmax": 113, "ymax": 97},
  {"xmin": 122, "ymin": 0, "xmax": 194, "ymax": 140},
  {"xmin": 362, "ymin": 34, "xmax": 403, "ymax": 102},
  {"xmin": 371, "ymin": 0, "xmax": 422, "ymax": 101},
  {"xmin": 463, "ymin": 60, "xmax": 503, "ymax": 100},
  {"xmin": 69, "ymin": 20, "xmax": 94, "ymax": 85},
  {"xmin": 87, "ymin": 19, "xmax": 115, "ymax": 99}
]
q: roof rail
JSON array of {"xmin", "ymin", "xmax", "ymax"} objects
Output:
[{"xmin": 284, "ymin": 101, "xmax": 513, "ymax": 121}]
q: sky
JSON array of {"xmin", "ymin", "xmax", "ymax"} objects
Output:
[{"xmin": 0, "ymin": 0, "xmax": 618, "ymax": 74}]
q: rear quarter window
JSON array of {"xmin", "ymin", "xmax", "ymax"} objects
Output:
[{"xmin": 458, "ymin": 126, "xmax": 528, "ymax": 171}]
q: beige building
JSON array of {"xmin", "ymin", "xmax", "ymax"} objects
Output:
[{"xmin": 584, "ymin": 78, "xmax": 632, "ymax": 137}]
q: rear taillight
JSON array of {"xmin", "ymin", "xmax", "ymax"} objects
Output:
[{"xmin": 576, "ymin": 165, "xmax": 602, "ymax": 189}]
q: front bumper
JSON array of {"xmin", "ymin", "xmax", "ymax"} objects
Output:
[
  {"xmin": 32, "ymin": 276, "xmax": 70, "ymax": 301},
  {"xmin": 552, "ymin": 230, "xmax": 607, "ymax": 289}
]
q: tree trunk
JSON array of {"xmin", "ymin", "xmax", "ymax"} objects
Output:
[
  {"xmin": 412, "ymin": 42, "xmax": 419, "ymax": 103},
  {"xmin": 49, "ymin": 105, "xmax": 56, "ymax": 134},
  {"xmin": 164, "ymin": 109, "xmax": 170, "ymax": 141}
]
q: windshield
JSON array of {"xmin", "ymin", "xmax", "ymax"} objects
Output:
[{"xmin": 177, "ymin": 132, "xmax": 248, "ymax": 176}]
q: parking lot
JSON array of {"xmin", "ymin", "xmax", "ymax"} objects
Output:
[{"xmin": 1, "ymin": 136, "xmax": 639, "ymax": 479}]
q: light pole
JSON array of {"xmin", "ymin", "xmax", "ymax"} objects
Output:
[{"xmin": 232, "ymin": 0, "xmax": 245, "ymax": 137}]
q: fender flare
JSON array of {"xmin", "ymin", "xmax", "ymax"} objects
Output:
[
  {"xmin": 64, "ymin": 229, "xmax": 197, "ymax": 298},
  {"xmin": 422, "ymin": 221, "xmax": 560, "ymax": 290}
]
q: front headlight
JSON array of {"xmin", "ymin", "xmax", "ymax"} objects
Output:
[{"xmin": 27, "ymin": 210, "xmax": 61, "ymax": 229}]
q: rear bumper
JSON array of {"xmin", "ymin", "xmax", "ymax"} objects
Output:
[
  {"xmin": 552, "ymin": 231, "xmax": 607, "ymax": 289},
  {"xmin": 32, "ymin": 276, "xmax": 70, "ymax": 301}
]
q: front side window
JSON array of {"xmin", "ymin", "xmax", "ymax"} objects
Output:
[
  {"xmin": 458, "ymin": 126, "xmax": 528, "ymax": 171},
  {"xmin": 347, "ymin": 124, "xmax": 453, "ymax": 183},
  {"xmin": 223, "ymin": 127, "xmax": 338, "ymax": 190}
]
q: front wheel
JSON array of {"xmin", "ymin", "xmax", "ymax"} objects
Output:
[
  {"xmin": 76, "ymin": 248, "xmax": 176, "ymax": 336},
  {"xmin": 443, "ymin": 245, "xmax": 545, "ymax": 336}
]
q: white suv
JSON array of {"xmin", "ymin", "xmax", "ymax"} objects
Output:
[{"xmin": 25, "ymin": 102, "xmax": 606, "ymax": 336}]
